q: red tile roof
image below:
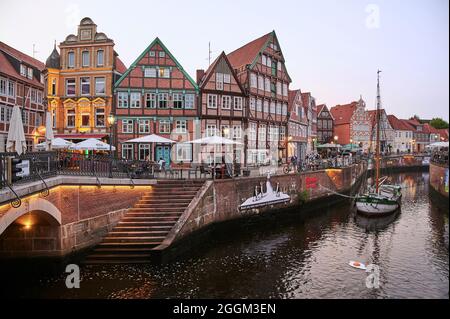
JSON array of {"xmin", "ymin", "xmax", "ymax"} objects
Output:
[
  {"xmin": 387, "ymin": 115, "xmax": 415, "ymax": 131},
  {"xmin": 227, "ymin": 32, "xmax": 272, "ymax": 69},
  {"xmin": 330, "ymin": 102, "xmax": 358, "ymax": 125},
  {"xmin": 0, "ymin": 41, "xmax": 44, "ymax": 70},
  {"xmin": 316, "ymin": 104, "xmax": 326, "ymax": 116},
  {"xmin": 115, "ymin": 57, "xmax": 127, "ymax": 74},
  {"xmin": 288, "ymin": 89, "xmax": 300, "ymax": 109}
]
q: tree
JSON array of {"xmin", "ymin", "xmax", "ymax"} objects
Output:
[{"xmin": 430, "ymin": 117, "xmax": 449, "ymax": 129}]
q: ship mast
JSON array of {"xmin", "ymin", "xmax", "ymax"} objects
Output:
[{"xmin": 375, "ymin": 70, "xmax": 382, "ymax": 193}]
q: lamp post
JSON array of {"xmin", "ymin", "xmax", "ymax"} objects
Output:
[
  {"xmin": 350, "ymin": 138, "xmax": 353, "ymax": 152},
  {"xmin": 107, "ymin": 114, "xmax": 116, "ymax": 178}
]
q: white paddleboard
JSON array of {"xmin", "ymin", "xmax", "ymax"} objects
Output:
[{"xmin": 349, "ymin": 260, "xmax": 367, "ymax": 270}]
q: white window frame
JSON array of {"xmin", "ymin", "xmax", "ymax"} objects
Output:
[
  {"xmin": 223, "ymin": 74, "xmax": 231, "ymax": 83},
  {"xmin": 185, "ymin": 93, "xmax": 195, "ymax": 109},
  {"xmin": 27, "ymin": 67, "xmax": 33, "ymax": 79},
  {"xmin": 233, "ymin": 125, "xmax": 242, "ymax": 139},
  {"xmin": 159, "ymin": 120, "xmax": 171, "ymax": 134},
  {"xmin": 138, "ymin": 119, "xmax": 150, "ymax": 133},
  {"xmin": 139, "ymin": 144, "xmax": 151, "ymax": 160},
  {"xmin": 144, "ymin": 67, "xmax": 157, "ymax": 78},
  {"xmin": 256, "ymin": 99, "xmax": 262, "ymax": 112},
  {"xmin": 66, "ymin": 110, "xmax": 76, "ymax": 127},
  {"xmin": 97, "ymin": 50, "xmax": 104, "ymax": 66},
  {"xmin": 207, "ymin": 94, "xmax": 217, "ymax": 109},
  {"xmin": 95, "ymin": 108, "xmax": 105, "ymax": 127},
  {"xmin": 122, "ymin": 119, "xmax": 133, "ymax": 133},
  {"xmin": 118, "ymin": 92, "xmax": 129, "ymax": 108},
  {"xmin": 122, "ymin": 144, "xmax": 133, "ymax": 159},
  {"xmin": 67, "ymin": 51, "xmax": 75, "ymax": 68},
  {"xmin": 82, "ymin": 51, "xmax": 90, "ymax": 67},
  {"xmin": 158, "ymin": 93, "xmax": 168, "ymax": 108},
  {"xmin": 173, "ymin": 93, "xmax": 183, "ymax": 109},
  {"xmin": 222, "ymin": 95, "xmax": 231, "ymax": 110},
  {"xmin": 176, "ymin": 144, "xmax": 192, "ymax": 161},
  {"xmin": 265, "ymin": 78, "xmax": 270, "ymax": 92},
  {"xmin": 95, "ymin": 77, "xmax": 105, "ymax": 95},
  {"xmin": 250, "ymin": 73, "xmax": 257, "ymax": 88},
  {"xmin": 234, "ymin": 97, "xmax": 243, "ymax": 110},
  {"xmin": 250, "ymin": 97, "xmax": 256, "ymax": 111},
  {"xmin": 130, "ymin": 92, "xmax": 141, "ymax": 108},
  {"xmin": 175, "ymin": 120, "xmax": 187, "ymax": 133},
  {"xmin": 80, "ymin": 77, "xmax": 90, "ymax": 96},
  {"xmin": 216, "ymin": 73, "xmax": 224, "ymax": 90},
  {"xmin": 145, "ymin": 92, "xmax": 156, "ymax": 108},
  {"xmin": 258, "ymin": 75, "xmax": 264, "ymax": 90},
  {"xmin": 206, "ymin": 124, "xmax": 217, "ymax": 137},
  {"xmin": 65, "ymin": 78, "xmax": 76, "ymax": 96}
]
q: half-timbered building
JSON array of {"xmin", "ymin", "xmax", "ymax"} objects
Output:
[
  {"xmin": 367, "ymin": 108, "xmax": 394, "ymax": 153},
  {"xmin": 287, "ymin": 89, "xmax": 308, "ymax": 160},
  {"xmin": 301, "ymin": 92, "xmax": 317, "ymax": 152},
  {"xmin": 316, "ymin": 104, "xmax": 334, "ymax": 144},
  {"xmin": 227, "ymin": 31, "xmax": 291, "ymax": 165},
  {"xmin": 197, "ymin": 52, "xmax": 246, "ymax": 165},
  {"xmin": 0, "ymin": 41, "xmax": 46, "ymax": 152},
  {"xmin": 114, "ymin": 37, "xmax": 199, "ymax": 166}
]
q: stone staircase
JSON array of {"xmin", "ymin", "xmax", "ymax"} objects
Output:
[{"xmin": 83, "ymin": 180, "xmax": 205, "ymax": 264}]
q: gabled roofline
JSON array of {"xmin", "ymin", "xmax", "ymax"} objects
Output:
[
  {"xmin": 200, "ymin": 51, "xmax": 246, "ymax": 94},
  {"xmin": 114, "ymin": 37, "xmax": 199, "ymax": 92}
]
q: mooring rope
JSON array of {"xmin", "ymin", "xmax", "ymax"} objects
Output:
[{"xmin": 318, "ymin": 184, "xmax": 359, "ymax": 199}]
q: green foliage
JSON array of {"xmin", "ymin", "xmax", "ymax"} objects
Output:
[
  {"xmin": 297, "ymin": 190, "xmax": 309, "ymax": 205},
  {"xmin": 430, "ymin": 117, "xmax": 449, "ymax": 129}
]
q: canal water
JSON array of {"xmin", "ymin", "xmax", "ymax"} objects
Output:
[{"xmin": 0, "ymin": 171, "xmax": 448, "ymax": 299}]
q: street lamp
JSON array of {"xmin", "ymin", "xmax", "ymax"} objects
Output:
[
  {"xmin": 107, "ymin": 114, "xmax": 116, "ymax": 178},
  {"xmin": 350, "ymin": 138, "xmax": 353, "ymax": 152}
]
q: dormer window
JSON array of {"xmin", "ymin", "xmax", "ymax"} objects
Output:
[
  {"xmin": 27, "ymin": 67, "xmax": 33, "ymax": 80},
  {"xmin": 20, "ymin": 64, "xmax": 26, "ymax": 77}
]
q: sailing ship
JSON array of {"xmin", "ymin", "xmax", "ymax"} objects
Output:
[{"xmin": 355, "ymin": 70, "xmax": 402, "ymax": 216}]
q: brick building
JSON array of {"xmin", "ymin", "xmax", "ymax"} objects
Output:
[
  {"xmin": 287, "ymin": 89, "xmax": 308, "ymax": 160},
  {"xmin": 227, "ymin": 31, "xmax": 291, "ymax": 165},
  {"xmin": 197, "ymin": 52, "xmax": 247, "ymax": 165},
  {"xmin": 114, "ymin": 37, "xmax": 199, "ymax": 165},
  {"xmin": 0, "ymin": 41, "xmax": 46, "ymax": 152},
  {"xmin": 316, "ymin": 104, "xmax": 334, "ymax": 144},
  {"xmin": 44, "ymin": 17, "xmax": 126, "ymax": 144}
]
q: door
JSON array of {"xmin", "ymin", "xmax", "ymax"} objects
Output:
[{"xmin": 155, "ymin": 145, "xmax": 171, "ymax": 168}]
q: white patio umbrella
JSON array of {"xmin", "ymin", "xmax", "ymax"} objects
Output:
[
  {"xmin": 6, "ymin": 105, "xmax": 27, "ymax": 155},
  {"xmin": 426, "ymin": 141, "xmax": 449, "ymax": 149},
  {"xmin": 36, "ymin": 137, "xmax": 73, "ymax": 150},
  {"xmin": 124, "ymin": 134, "xmax": 176, "ymax": 144},
  {"xmin": 317, "ymin": 143, "xmax": 342, "ymax": 148},
  {"xmin": 45, "ymin": 111, "xmax": 54, "ymax": 150},
  {"xmin": 69, "ymin": 138, "xmax": 116, "ymax": 151},
  {"xmin": 183, "ymin": 135, "xmax": 243, "ymax": 167}
]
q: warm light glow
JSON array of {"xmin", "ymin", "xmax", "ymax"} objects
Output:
[
  {"xmin": 334, "ymin": 135, "xmax": 338, "ymax": 141},
  {"xmin": 107, "ymin": 114, "xmax": 116, "ymax": 125},
  {"xmin": 37, "ymin": 125, "xmax": 46, "ymax": 135}
]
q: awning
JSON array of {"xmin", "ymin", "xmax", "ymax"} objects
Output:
[{"xmin": 55, "ymin": 133, "xmax": 108, "ymax": 140}]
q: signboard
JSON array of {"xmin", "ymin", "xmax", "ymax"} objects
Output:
[{"xmin": 16, "ymin": 160, "xmax": 30, "ymax": 177}]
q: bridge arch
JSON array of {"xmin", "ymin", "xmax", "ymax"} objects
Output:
[{"xmin": 0, "ymin": 198, "xmax": 62, "ymax": 236}]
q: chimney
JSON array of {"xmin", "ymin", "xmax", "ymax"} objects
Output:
[{"xmin": 196, "ymin": 69, "xmax": 205, "ymax": 84}]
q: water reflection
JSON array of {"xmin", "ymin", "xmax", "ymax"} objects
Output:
[{"xmin": 0, "ymin": 172, "xmax": 448, "ymax": 299}]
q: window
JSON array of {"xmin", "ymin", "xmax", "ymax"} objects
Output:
[
  {"xmin": 270, "ymin": 101, "xmax": 275, "ymax": 114},
  {"xmin": 122, "ymin": 144, "xmax": 133, "ymax": 159},
  {"xmin": 118, "ymin": 92, "xmax": 129, "ymax": 108},
  {"xmin": 261, "ymin": 54, "xmax": 267, "ymax": 66},
  {"xmin": 95, "ymin": 108, "xmax": 105, "ymax": 127},
  {"xmin": 263, "ymin": 100, "xmax": 269, "ymax": 113},
  {"xmin": 81, "ymin": 114, "xmax": 90, "ymax": 127},
  {"xmin": 223, "ymin": 74, "xmax": 231, "ymax": 83},
  {"xmin": 250, "ymin": 73, "xmax": 257, "ymax": 88},
  {"xmin": 22, "ymin": 110, "xmax": 28, "ymax": 125},
  {"xmin": 234, "ymin": 97, "xmax": 243, "ymax": 110},
  {"xmin": 68, "ymin": 52, "xmax": 75, "ymax": 68},
  {"xmin": 97, "ymin": 50, "xmax": 104, "ymax": 66},
  {"xmin": 266, "ymin": 56, "xmax": 272, "ymax": 68},
  {"xmin": 185, "ymin": 94, "xmax": 195, "ymax": 109},
  {"xmin": 149, "ymin": 51, "xmax": 156, "ymax": 57},
  {"xmin": 7, "ymin": 81, "xmax": 15, "ymax": 97},
  {"xmin": 51, "ymin": 79, "xmax": 56, "ymax": 95},
  {"xmin": 233, "ymin": 125, "xmax": 242, "ymax": 139},
  {"xmin": 271, "ymin": 83, "xmax": 276, "ymax": 96},
  {"xmin": 159, "ymin": 120, "xmax": 171, "ymax": 134},
  {"xmin": 31, "ymin": 89, "xmax": 36, "ymax": 102},
  {"xmin": 249, "ymin": 123, "xmax": 257, "ymax": 141},
  {"xmin": 95, "ymin": 77, "xmax": 105, "ymax": 95},
  {"xmin": 276, "ymin": 82, "xmax": 282, "ymax": 95},
  {"xmin": 27, "ymin": 67, "xmax": 33, "ymax": 80},
  {"xmin": 283, "ymin": 83, "xmax": 288, "ymax": 97},
  {"xmin": 66, "ymin": 109, "xmax": 75, "ymax": 127},
  {"xmin": 258, "ymin": 75, "xmax": 264, "ymax": 90},
  {"xmin": 206, "ymin": 124, "xmax": 217, "ymax": 137},
  {"xmin": 216, "ymin": 73, "xmax": 224, "ymax": 90},
  {"xmin": 139, "ymin": 144, "xmax": 151, "ymax": 160},
  {"xmin": 282, "ymin": 103, "xmax": 287, "ymax": 116},
  {"xmin": 265, "ymin": 78, "xmax": 270, "ymax": 92},
  {"xmin": 20, "ymin": 64, "xmax": 26, "ymax": 76},
  {"xmin": 159, "ymin": 67, "xmax": 170, "ymax": 78},
  {"xmin": 280, "ymin": 126, "xmax": 286, "ymax": 141},
  {"xmin": 173, "ymin": 93, "xmax": 183, "ymax": 109},
  {"xmin": 0, "ymin": 77, "xmax": 6, "ymax": 95},
  {"xmin": 80, "ymin": 77, "xmax": 90, "ymax": 95},
  {"xmin": 277, "ymin": 61, "xmax": 282, "ymax": 71},
  {"xmin": 158, "ymin": 93, "xmax": 168, "ymax": 108},
  {"xmin": 0, "ymin": 106, "xmax": 4, "ymax": 122},
  {"xmin": 222, "ymin": 96, "xmax": 231, "ymax": 109},
  {"xmin": 66, "ymin": 78, "xmax": 75, "ymax": 96},
  {"xmin": 259, "ymin": 124, "xmax": 266, "ymax": 143},
  {"xmin": 122, "ymin": 119, "xmax": 133, "ymax": 133},
  {"xmin": 159, "ymin": 51, "xmax": 166, "ymax": 58},
  {"xmin": 130, "ymin": 92, "xmax": 141, "ymax": 108},
  {"xmin": 250, "ymin": 97, "xmax": 256, "ymax": 111},
  {"xmin": 145, "ymin": 93, "xmax": 156, "ymax": 108},
  {"xmin": 139, "ymin": 119, "xmax": 150, "ymax": 133},
  {"xmin": 176, "ymin": 144, "xmax": 192, "ymax": 161},
  {"xmin": 144, "ymin": 68, "xmax": 157, "ymax": 78},
  {"xmin": 207, "ymin": 94, "xmax": 217, "ymax": 108},
  {"xmin": 82, "ymin": 51, "xmax": 89, "ymax": 67},
  {"xmin": 175, "ymin": 120, "xmax": 187, "ymax": 133},
  {"xmin": 52, "ymin": 110, "xmax": 56, "ymax": 128},
  {"xmin": 256, "ymin": 99, "xmax": 262, "ymax": 112}
]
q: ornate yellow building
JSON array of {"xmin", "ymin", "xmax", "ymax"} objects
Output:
[{"xmin": 44, "ymin": 17, "xmax": 126, "ymax": 142}]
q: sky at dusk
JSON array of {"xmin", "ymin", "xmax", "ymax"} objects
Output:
[{"xmin": 1, "ymin": 0, "xmax": 448, "ymax": 120}]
